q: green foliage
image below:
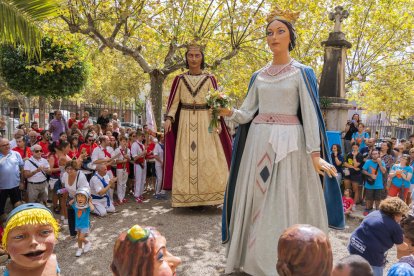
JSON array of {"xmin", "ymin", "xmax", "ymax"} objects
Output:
[
  {"xmin": 0, "ymin": 37, "xmax": 89, "ymax": 98},
  {"xmin": 349, "ymin": 63, "xmax": 414, "ymax": 120},
  {"xmin": 0, "ymin": 0, "xmax": 61, "ymax": 59}
]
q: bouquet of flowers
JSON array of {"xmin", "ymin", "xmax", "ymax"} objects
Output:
[{"xmin": 206, "ymin": 88, "xmax": 232, "ymax": 133}]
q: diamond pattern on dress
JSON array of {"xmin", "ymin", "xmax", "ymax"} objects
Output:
[
  {"xmin": 260, "ymin": 166, "xmax": 270, "ymax": 182},
  {"xmin": 191, "ymin": 141, "xmax": 197, "ymax": 152}
]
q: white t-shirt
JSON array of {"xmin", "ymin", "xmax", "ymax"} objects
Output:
[
  {"xmin": 153, "ymin": 143, "xmax": 164, "ymax": 167},
  {"xmin": 24, "ymin": 157, "xmax": 50, "ymax": 182},
  {"xmin": 131, "ymin": 141, "xmax": 144, "ymax": 159},
  {"xmin": 61, "ymin": 171, "xmax": 90, "ymax": 198},
  {"xmin": 113, "ymin": 147, "xmax": 130, "ymax": 169},
  {"xmin": 91, "ymin": 146, "xmax": 109, "ymax": 163},
  {"xmin": 90, "ymin": 173, "xmax": 111, "ymax": 204}
]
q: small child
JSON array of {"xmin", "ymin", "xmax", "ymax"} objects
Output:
[
  {"xmin": 69, "ymin": 187, "xmax": 94, "ymax": 257},
  {"xmin": 2, "ymin": 203, "xmax": 60, "ymax": 275},
  {"xmin": 342, "ymin": 188, "xmax": 354, "ymax": 215}
]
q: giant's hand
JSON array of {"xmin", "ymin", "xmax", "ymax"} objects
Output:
[
  {"xmin": 164, "ymin": 119, "xmax": 172, "ymax": 133},
  {"xmin": 312, "ymin": 156, "xmax": 337, "ymax": 178},
  {"xmin": 217, "ymin": 107, "xmax": 233, "ymax": 117}
]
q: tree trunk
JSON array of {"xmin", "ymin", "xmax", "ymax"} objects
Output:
[
  {"xmin": 38, "ymin": 96, "xmax": 46, "ymax": 128},
  {"xmin": 149, "ymin": 70, "xmax": 166, "ymax": 128}
]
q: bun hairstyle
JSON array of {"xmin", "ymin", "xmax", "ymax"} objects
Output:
[
  {"xmin": 111, "ymin": 225, "xmax": 158, "ymax": 276},
  {"xmin": 276, "ymin": 224, "xmax": 332, "ymax": 276}
]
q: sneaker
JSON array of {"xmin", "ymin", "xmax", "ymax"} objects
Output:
[
  {"xmin": 363, "ymin": 209, "xmax": 370, "ymax": 216},
  {"xmin": 122, "ymin": 198, "xmax": 128, "ymax": 203},
  {"xmin": 113, "ymin": 201, "xmax": 120, "ymax": 206},
  {"xmin": 135, "ymin": 197, "xmax": 143, "ymax": 204},
  {"xmin": 75, "ymin": 248, "xmax": 82, "ymax": 257},
  {"xmin": 63, "ymin": 219, "xmax": 68, "ymax": 225},
  {"xmin": 83, "ymin": 242, "xmax": 92, "ymax": 253},
  {"xmin": 352, "ymin": 205, "xmax": 356, "ymax": 212},
  {"xmin": 60, "ymin": 215, "xmax": 65, "ymax": 221}
]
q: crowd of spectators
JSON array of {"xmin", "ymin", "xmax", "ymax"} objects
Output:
[{"xmin": 0, "ymin": 109, "xmax": 165, "ymax": 257}]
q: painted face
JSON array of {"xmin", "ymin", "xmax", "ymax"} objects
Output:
[
  {"xmin": 6, "ymin": 224, "xmax": 56, "ymax": 269},
  {"xmin": 153, "ymin": 233, "xmax": 181, "ymax": 276},
  {"xmin": 186, "ymin": 49, "xmax": 203, "ymax": 70},
  {"xmin": 266, "ymin": 20, "xmax": 290, "ymax": 54}
]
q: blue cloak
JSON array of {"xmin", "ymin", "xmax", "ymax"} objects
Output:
[{"xmin": 222, "ymin": 64, "xmax": 345, "ymax": 243}]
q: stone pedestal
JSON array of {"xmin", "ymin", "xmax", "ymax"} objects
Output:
[{"xmin": 321, "ymin": 99, "xmax": 354, "ymax": 131}]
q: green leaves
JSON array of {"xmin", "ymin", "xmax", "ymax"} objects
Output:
[
  {"xmin": 0, "ymin": 37, "xmax": 88, "ymax": 98},
  {"xmin": 0, "ymin": 0, "xmax": 61, "ymax": 59}
]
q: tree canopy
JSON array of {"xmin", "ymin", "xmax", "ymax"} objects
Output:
[{"xmin": 0, "ymin": 37, "xmax": 89, "ymax": 98}]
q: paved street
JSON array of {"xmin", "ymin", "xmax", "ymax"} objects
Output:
[{"xmin": 51, "ymin": 192, "xmax": 397, "ymax": 275}]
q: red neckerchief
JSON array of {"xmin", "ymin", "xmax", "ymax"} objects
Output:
[{"xmin": 100, "ymin": 146, "xmax": 112, "ymax": 170}]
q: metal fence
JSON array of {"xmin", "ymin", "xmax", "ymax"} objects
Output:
[
  {"xmin": 365, "ymin": 119, "xmax": 414, "ymax": 140},
  {"xmin": 0, "ymin": 98, "xmax": 143, "ymax": 140}
]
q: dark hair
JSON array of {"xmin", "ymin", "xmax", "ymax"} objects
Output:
[
  {"xmin": 40, "ymin": 130, "xmax": 49, "ymax": 136},
  {"xmin": 334, "ymin": 255, "xmax": 373, "ymax": 276},
  {"xmin": 401, "ymin": 214, "xmax": 414, "ymax": 246},
  {"xmin": 358, "ymin": 123, "xmax": 365, "ymax": 128},
  {"xmin": 331, "ymin": 144, "xmax": 342, "ymax": 155},
  {"xmin": 68, "ymin": 135, "xmax": 78, "ymax": 148},
  {"xmin": 31, "ymin": 121, "xmax": 38, "ymax": 127},
  {"xmin": 351, "ymin": 142, "xmax": 359, "ymax": 149},
  {"xmin": 185, "ymin": 50, "xmax": 206, "ymax": 69},
  {"xmin": 59, "ymin": 132, "xmax": 67, "ymax": 137},
  {"xmin": 266, "ymin": 19, "xmax": 297, "ymax": 51},
  {"xmin": 381, "ymin": 141, "xmax": 392, "ymax": 155},
  {"xmin": 351, "ymin": 113, "xmax": 360, "ymax": 121}
]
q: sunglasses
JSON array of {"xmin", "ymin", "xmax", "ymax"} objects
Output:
[
  {"xmin": 88, "ymin": 139, "xmax": 94, "ymax": 142},
  {"xmin": 34, "ymin": 150, "xmax": 43, "ymax": 153}
]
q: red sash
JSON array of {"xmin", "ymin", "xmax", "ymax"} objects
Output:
[
  {"xmin": 134, "ymin": 143, "xmax": 145, "ymax": 165},
  {"xmin": 101, "ymin": 146, "xmax": 112, "ymax": 171},
  {"xmin": 116, "ymin": 148, "xmax": 130, "ymax": 174}
]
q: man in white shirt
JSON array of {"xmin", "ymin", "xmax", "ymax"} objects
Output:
[
  {"xmin": 90, "ymin": 164, "xmax": 117, "ymax": 216},
  {"xmin": 131, "ymin": 130, "xmax": 146, "ymax": 203},
  {"xmin": 9, "ymin": 129, "xmax": 24, "ymax": 149},
  {"xmin": 92, "ymin": 135, "xmax": 119, "ymax": 202},
  {"xmin": 23, "ymin": 144, "xmax": 50, "ymax": 203}
]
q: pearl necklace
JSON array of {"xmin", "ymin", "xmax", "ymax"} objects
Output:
[{"xmin": 264, "ymin": 59, "xmax": 294, "ymax": 76}]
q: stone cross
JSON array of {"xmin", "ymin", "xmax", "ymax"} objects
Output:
[{"xmin": 328, "ymin": 6, "xmax": 349, "ymax": 32}]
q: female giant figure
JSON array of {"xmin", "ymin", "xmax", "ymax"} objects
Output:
[{"xmin": 221, "ymin": 7, "xmax": 344, "ymax": 275}]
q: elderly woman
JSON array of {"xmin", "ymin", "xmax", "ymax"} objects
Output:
[
  {"xmin": 276, "ymin": 224, "xmax": 332, "ymax": 276},
  {"xmin": 111, "ymin": 225, "xmax": 181, "ymax": 276},
  {"xmin": 348, "ymin": 197, "xmax": 410, "ymax": 276}
]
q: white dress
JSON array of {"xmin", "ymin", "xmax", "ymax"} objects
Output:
[{"xmin": 225, "ymin": 62, "xmax": 328, "ymax": 276}]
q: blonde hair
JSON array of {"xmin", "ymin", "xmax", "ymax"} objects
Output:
[{"xmin": 2, "ymin": 208, "xmax": 59, "ymax": 249}]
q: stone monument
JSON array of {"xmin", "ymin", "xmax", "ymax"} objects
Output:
[{"xmin": 319, "ymin": 6, "xmax": 353, "ymax": 131}]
